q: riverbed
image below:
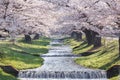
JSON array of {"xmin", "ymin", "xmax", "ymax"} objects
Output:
[{"xmin": 18, "ymin": 40, "xmax": 108, "ymax": 80}]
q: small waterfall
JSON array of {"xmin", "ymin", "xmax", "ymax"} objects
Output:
[
  {"xmin": 19, "ymin": 70, "xmax": 107, "ymax": 79},
  {"xmin": 18, "ymin": 40, "xmax": 108, "ymax": 80},
  {"xmin": 48, "ymin": 50, "xmax": 71, "ymax": 53}
]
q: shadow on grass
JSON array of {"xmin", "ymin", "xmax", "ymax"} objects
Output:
[
  {"xmin": 14, "ymin": 54, "xmax": 43, "ymax": 65},
  {"xmin": 80, "ymin": 44, "xmax": 91, "ymax": 49},
  {"xmin": 82, "ymin": 43, "xmax": 117, "ymax": 57},
  {"xmin": 12, "ymin": 44, "xmax": 48, "ymax": 55},
  {"xmin": 9, "ymin": 48, "xmax": 39, "ymax": 56},
  {"xmin": 18, "ymin": 38, "xmax": 50, "ymax": 46},
  {"xmin": 81, "ymin": 50, "xmax": 100, "ymax": 56},
  {"xmin": 73, "ymin": 42, "xmax": 87, "ymax": 49},
  {"xmin": 72, "ymin": 41, "xmax": 95, "ymax": 55},
  {"xmin": 99, "ymin": 56, "xmax": 120, "ymax": 70},
  {"xmin": 4, "ymin": 47, "xmax": 43, "ymax": 66},
  {"xmin": 98, "ymin": 45, "xmax": 117, "ymax": 56},
  {"xmin": 0, "ymin": 71, "xmax": 17, "ymax": 80}
]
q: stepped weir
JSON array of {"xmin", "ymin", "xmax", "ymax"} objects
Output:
[{"xmin": 18, "ymin": 40, "xmax": 108, "ymax": 80}]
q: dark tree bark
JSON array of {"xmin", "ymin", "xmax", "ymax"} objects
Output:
[
  {"xmin": 3, "ymin": 1, "xmax": 9, "ymax": 19},
  {"xmin": 33, "ymin": 33, "xmax": 40, "ymax": 40},
  {"xmin": 83, "ymin": 29, "xmax": 93, "ymax": 45},
  {"xmin": 71, "ymin": 31, "xmax": 77, "ymax": 39},
  {"xmin": 0, "ymin": 35, "xmax": 2, "ymax": 38},
  {"xmin": 24, "ymin": 34, "xmax": 32, "ymax": 43},
  {"xmin": 93, "ymin": 36, "xmax": 101, "ymax": 47},
  {"xmin": 83, "ymin": 29, "xmax": 101, "ymax": 47},
  {"xmin": 91, "ymin": 31, "xmax": 101, "ymax": 47},
  {"xmin": 71, "ymin": 31, "xmax": 82, "ymax": 41},
  {"xmin": 76, "ymin": 32, "xmax": 82, "ymax": 41}
]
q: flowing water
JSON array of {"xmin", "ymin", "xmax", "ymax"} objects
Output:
[{"xmin": 18, "ymin": 40, "xmax": 108, "ymax": 80}]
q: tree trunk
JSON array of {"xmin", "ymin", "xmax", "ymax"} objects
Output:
[
  {"xmin": 83, "ymin": 29, "xmax": 101, "ymax": 47},
  {"xmin": 91, "ymin": 31, "xmax": 101, "ymax": 47},
  {"xmin": 94, "ymin": 36, "xmax": 101, "ymax": 47},
  {"xmin": 84, "ymin": 29, "xmax": 93, "ymax": 45},
  {"xmin": 76, "ymin": 32, "xmax": 82, "ymax": 41},
  {"xmin": 24, "ymin": 34, "xmax": 32, "ymax": 43},
  {"xmin": 71, "ymin": 31, "xmax": 77, "ymax": 39},
  {"xmin": 71, "ymin": 31, "xmax": 82, "ymax": 41},
  {"xmin": 0, "ymin": 35, "xmax": 2, "ymax": 38},
  {"xmin": 33, "ymin": 33, "xmax": 40, "ymax": 40}
]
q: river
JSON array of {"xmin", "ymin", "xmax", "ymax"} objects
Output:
[{"xmin": 18, "ymin": 40, "xmax": 108, "ymax": 80}]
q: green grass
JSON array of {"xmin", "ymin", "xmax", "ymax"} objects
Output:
[
  {"xmin": 0, "ymin": 46, "xmax": 44, "ymax": 70},
  {"xmin": 64, "ymin": 38, "xmax": 120, "ymax": 79},
  {"xmin": 110, "ymin": 75, "xmax": 120, "ymax": 80},
  {"xmin": 0, "ymin": 37, "xmax": 50, "ymax": 70},
  {"xmin": 12, "ymin": 37, "xmax": 50, "ymax": 55},
  {"xmin": 0, "ymin": 37, "xmax": 50, "ymax": 80},
  {"xmin": 0, "ymin": 68, "xmax": 17, "ymax": 80},
  {"xmin": 64, "ymin": 38, "xmax": 93, "ymax": 54}
]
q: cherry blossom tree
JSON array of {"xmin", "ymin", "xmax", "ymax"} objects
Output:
[
  {"xmin": 0, "ymin": 0, "xmax": 120, "ymax": 56},
  {"xmin": 0, "ymin": 0, "xmax": 60, "ymax": 42},
  {"xmin": 52, "ymin": 0, "xmax": 120, "ymax": 48}
]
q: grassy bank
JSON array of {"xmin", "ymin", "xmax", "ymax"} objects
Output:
[
  {"xmin": 64, "ymin": 38, "xmax": 120, "ymax": 80},
  {"xmin": 13, "ymin": 37, "xmax": 50, "ymax": 55},
  {"xmin": 0, "ymin": 68, "xmax": 17, "ymax": 80},
  {"xmin": 110, "ymin": 76, "xmax": 120, "ymax": 80},
  {"xmin": 64, "ymin": 39, "xmax": 93, "ymax": 54},
  {"xmin": 0, "ymin": 37, "xmax": 50, "ymax": 80}
]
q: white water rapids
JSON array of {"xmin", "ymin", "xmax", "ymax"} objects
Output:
[{"xmin": 18, "ymin": 40, "xmax": 108, "ymax": 80}]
